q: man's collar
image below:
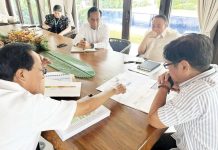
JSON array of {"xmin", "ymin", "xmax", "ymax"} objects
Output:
[
  {"xmin": 179, "ymin": 66, "xmax": 216, "ymax": 88},
  {"xmin": 89, "ymin": 22, "xmax": 102, "ymax": 30},
  {"xmin": 157, "ymin": 28, "xmax": 167, "ymax": 38},
  {"xmin": 0, "ymin": 79, "xmax": 26, "ymax": 92}
]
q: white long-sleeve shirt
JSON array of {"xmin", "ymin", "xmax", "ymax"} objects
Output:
[
  {"xmin": 73, "ymin": 22, "xmax": 109, "ymax": 49},
  {"xmin": 0, "ymin": 79, "xmax": 77, "ymax": 150}
]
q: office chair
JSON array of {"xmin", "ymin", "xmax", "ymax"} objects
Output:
[{"xmin": 109, "ymin": 38, "xmax": 131, "ymax": 54}]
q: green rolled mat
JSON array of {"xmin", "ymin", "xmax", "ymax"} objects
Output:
[{"xmin": 41, "ymin": 51, "xmax": 95, "ymax": 78}]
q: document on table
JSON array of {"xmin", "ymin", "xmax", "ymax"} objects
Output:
[
  {"xmin": 97, "ymin": 71, "xmax": 177, "ymax": 113},
  {"xmin": 56, "ymin": 105, "xmax": 110, "ymax": 141},
  {"xmin": 44, "ymin": 72, "xmax": 80, "ymax": 97},
  {"xmin": 70, "ymin": 46, "xmax": 96, "ymax": 53},
  {"xmin": 44, "ymin": 79, "xmax": 81, "ymax": 97},
  {"xmin": 45, "ymin": 71, "xmax": 74, "ymax": 82}
]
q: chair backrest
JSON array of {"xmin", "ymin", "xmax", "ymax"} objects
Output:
[{"xmin": 109, "ymin": 38, "xmax": 131, "ymax": 54}]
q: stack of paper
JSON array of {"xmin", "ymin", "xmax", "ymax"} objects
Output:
[
  {"xmin": 45, "ymin": 72, "xmax": 74, "ymax": 82},
  {"xmin": 44, "ymin": 72, "xmax": 81, "ymax": 97},
  {"xmin": 56, "ymin": 105, "xmax": 110, "ymax": 141}
]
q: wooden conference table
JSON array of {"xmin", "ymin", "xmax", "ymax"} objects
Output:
[{"xmin": 0, "ymin": 25, "xmax": 165, "ymax": 150}]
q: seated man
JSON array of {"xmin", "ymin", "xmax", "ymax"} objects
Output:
[
  {"xmin": 42, "ymin": 5, "xmax": 71, "ymax": 36},
  {"xmin": 73, "ymin": 7, "xmax": 109, "ymax": 49},
  {"xmin": 138, "ymin": 14, "xmax": 180, "ymax": 62},
  {"xmin": 148, "ymin": 33, "xmax": 218, "ymax": 150},
  {"xmin": 0, "ymin": 43, "xmax": 126, "ymax": 150}
]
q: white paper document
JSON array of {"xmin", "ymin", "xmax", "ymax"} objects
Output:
[
  {"xmin": 45, "ymin": 72, "xmax": 74, "ymax": 82},
  {"xmin": 56, "ymin": 105, "xmax": 110, "ymax": 141},
  {"xmin": 70, "ymin": 46, "xmax": 96, "ymax": 53},
  {"xmin": 44, "ymin": 79, "xmax": 81, "ymax": 97},
  {"xmin": 97, "ymin": 71, "xmax": 176, "ymax": 113}
]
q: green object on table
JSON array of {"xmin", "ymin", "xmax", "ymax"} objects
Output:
[{"xmin": 41, "ymin": 51, "xmax": 95, "ymax": 78}]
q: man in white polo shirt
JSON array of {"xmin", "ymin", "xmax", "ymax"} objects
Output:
[
  {"xmin": 0, "ymin": 43, "xmax": 126, "ymax": 150},
  {"xmin": 149, "ymin": 33, "xmax": 218, "ymax": 150},
  {"xmin": 73, "ymin": 6, "xmax": 109, "ymax": 49}
]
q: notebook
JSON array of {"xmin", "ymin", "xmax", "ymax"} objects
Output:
[
  {"xmin": 45, "ymin": 72, "xmax": 74, "ymax": 82},
  {"xmin": 44, "ymin": 79, "xmax": 81, "ymax": 97},
  {"xmin": 70, "ymin": 46, "xmax": 96, "ymax": 53},
  {"xmin": 137, "ymin": 60, "xmax": 161, "ymax": 72},
  {"xmin": 44, "ymin": 72, "xmax": 81, "ymax": 97},
  {"xmin": 56, "ymin": 105, "xmax": 111, "ymax": 141}
]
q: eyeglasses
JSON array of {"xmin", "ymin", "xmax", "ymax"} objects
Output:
[
  {"xmin": 33, "ymin": 67, "xmax": 47, "ymax": 75},
  {"xmin": 163, "ymin": 62, "xmax": 174, "ymax": 69},
  {"xmin": 40, "ymin": 68, "xmax": 47, "ymax": 75}
]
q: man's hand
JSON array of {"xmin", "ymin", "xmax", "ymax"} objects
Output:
[
  {"xmin": 42, "ymin": 24, "xmax": 51, "ymax": 30},
  {"xmin": 113, "ymin": 84, "xmax": 126, "ymax": 95},
  {"xmin": 146, "ymin": 31, "xmax": 158, "ymax": 38},
  {"xmin": 77, "ymin": 39, "xmax": 92, "ymax": 49},
  {"xmin": 158, "ymin": 72, "xmax": 180, "ymax": 92},
  {"xmin": 39, "ymin": 55, "xmax": 51, "ymax": 67},
  {"xmin": 0, "ymin": 41, "xmax": 4, "ymax": 48}
]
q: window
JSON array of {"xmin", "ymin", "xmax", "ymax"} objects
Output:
[
  {"xmin": 130, "ymin": 0, "xmax": 161, "ymax": 44},
  {"xmin": 169, "ymin": 0, "xmax": 200, "ymax": 33},
  {"xmin": 31, "ymin": 0, "xmax": 40, "ymax": 25},
  {"xmin": 20, "ymin": 0, "xmax": 31, "ymax": 24},
  {"xmin": 76, "ymin": 0, "xmax": 93, "ymax": 27},
  {"xmin": 99, "ymin": 0, "xmax": 123, "ymax": 39}
]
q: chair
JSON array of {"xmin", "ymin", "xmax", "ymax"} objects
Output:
[{"xmin": 109, "ymin": 38, "xmax": 131, "ymax": 54}]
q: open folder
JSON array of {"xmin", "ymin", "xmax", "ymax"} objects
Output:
[
  {"xmin": 44, "ymin": 79, "xmax": 81, "ymax": 97},
  {"xmin": 70, "ymin": 46, "xmax": 96, "ymax": 53},
  {"xmin": 56, "ymin": 105, "xmax": 110, "ymax": 141}
]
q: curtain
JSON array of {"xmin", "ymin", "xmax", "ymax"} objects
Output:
[
  {"xmin": 39, "ymin": 0, "xmax": 47, "ymax": 22},
  {"xmin": 198, "ymin": 0, "xmax": 218, "ymax": 39},
  {"xmin": 0, "ymin": 0, "xmax": 9, "ymax": 15},
  {"xmin": 63, "ymin": 0, "xmax": 75, "ymax": 27}
]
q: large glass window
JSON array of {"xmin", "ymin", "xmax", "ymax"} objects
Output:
[
  {"xmin": 20, "ymin": 0, "xmax": 31, "ymax": 24},
  {"xmin": 31, "ymin": 0, "xmax": 40, "ymax": 25},
  {"xmin": 76, "ymin": 0, "xmax": 93, "ymax": 27},
  {"xmin": 99, "ymin": 0, "xmax": 123, "ymax": 39},
  {"xmin": 169, "ymin": 0, "xmax": 200, "ymax": 33},
  {"xmin": 130, "ymin": 0, "xmax": 160, "ymax": 44}
]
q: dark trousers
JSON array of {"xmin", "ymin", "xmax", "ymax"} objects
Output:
[
  {"xmin": 36, "ymin": 143, "xmax": 40, "ymax": 150},
  {"xmin": 151, "ymin": 133, "xmax": 177, "ymax": 150}
]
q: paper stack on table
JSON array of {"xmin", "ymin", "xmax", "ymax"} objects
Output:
[{"xmin": 44, "ymin": 72, "xmax": 81, "ymax": 97}]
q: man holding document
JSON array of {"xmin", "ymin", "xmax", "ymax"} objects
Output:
[
  {"xmin": 0, "ymin": 43, "xmax": 126, "ymax": 150},
  {"xmin": 73, "ymin": 7, "xmax": 109, "ymax": 50},
  {"xmin": 148, "ymin": 33, "xmax": 218, "ymax": 150}
]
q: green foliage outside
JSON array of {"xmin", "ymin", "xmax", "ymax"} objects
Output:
[
  {"xmin": 110, "ymin": 30, "xmax": 143, "ymax": 44},
  {"xmin": 19, "ymin": 0, "xmax": 31, "ymax": 24},
  {"xmin": 172, "ymin": 0, "xmax": 197, "ymax": 10}
]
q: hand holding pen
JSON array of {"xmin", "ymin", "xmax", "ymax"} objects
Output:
[{"xmin": 82, "ymin": 38, "xmax": 86, "ymax": 50}]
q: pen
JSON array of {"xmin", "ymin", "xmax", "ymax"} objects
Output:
[
  {"xmin": 45, "ymin": 86, "xmax": 76, "ymax": 88},
  {"xmin": 83, "ymin": 38, "xmax": 86, "ymax": 50},
  {"xmin": 124, "ymin": 61, "xmax": 142, "ymax": 64}
]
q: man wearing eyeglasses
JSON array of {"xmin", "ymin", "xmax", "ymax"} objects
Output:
[
  {"xmin": 148, "ymin": 33, "xmax": 218, "ymax": 150},
  {"xmin": 0, "ymin": 43, "xmax": 126, "ymax": 150}
]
